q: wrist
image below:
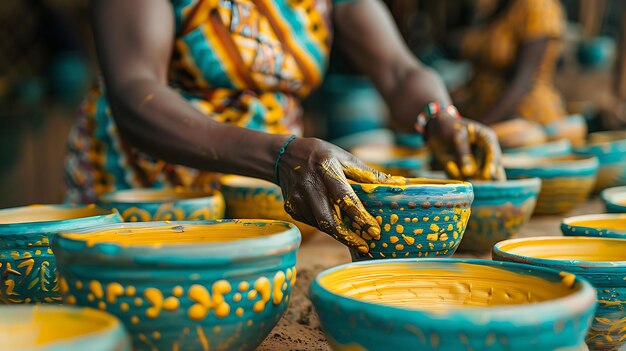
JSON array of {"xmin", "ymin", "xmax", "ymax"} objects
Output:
[{"xmin": 415, "ymin": 103, "xmax": 460, "ymax": 138}]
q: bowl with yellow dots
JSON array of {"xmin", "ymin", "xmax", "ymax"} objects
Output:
[
  {"xmin": 0, "ymin": 305, "xmax": 130, "ymax": 351},
  {"xmin": 0, "ymin": 204, "xmax": 122, "ymax": 304},
  {"xmin": 493, "ymin": 236, "xmax": 626, "ymax": 351},
  {"xmin": 98, "ymin": 187, "xmax": 225, "ymax": 222},
  {"xmin": 52, "ymin": 220, "xmax": 300, "ymax": 351},
  {"xmin": 351, "ymin": 144, "xmax": 431, "ymax": 177},
  {"xmin": 310, "ymin": 258, "xmax": 595, "ymax": 351},
  {"xmin": 561, "ymin": 213, "xmax": 626, "ymax": 239},
  {"xmin": 347, "ymin": 178, "xmax": 473, "ymax": 261}
]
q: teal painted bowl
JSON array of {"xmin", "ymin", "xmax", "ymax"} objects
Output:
[
  {"xmin": 503, "ymin": 139, "xmax": 572, "ymax": 158},
  {"xmin": 601, "ymin": 186, "xmax": 626, "ymax": 213},
  {"xmin": 52, "ymin": 220, "xmax": 300, "ymax": 351},
  {"xmin": 504, "ymin": 155, "xmax": 599, "ymax": 215},
  {"xmin": 542, "ymin": 114, "xmax": 587, "ymax": 146},
  {"xmin": 0, "ymin": 204, "xmax": 122, "ymax": 304},
  {"xmin": 561, "ymin": 214, "xmax": 626, "ymax": 239},
  {"xmin": 348, "ymin": 179, "xmax": 473, "ymax": 260},
  {"xmin": 310, "ymin": 258, "xmax": 596, "ymax": 351},
  {"xmin": 493, "ymin": 236, "xmax": 626, "ymax": 351},
  {"xmin": 98, "ymin": 187, "xmax": 225, "ymax": 222},
  {"xmin": 0, "ymin": 305, "xmax": 130, "ymax": 351},
  {"xmin": 351, "ymin": 144, "xmax": 431, "ymax": 177},
  {"xmin": 574, "ymin": 131, "xmax": 626, "ymax": 192},
  {"xmin": 458, "ymin": 178, "xmax": 541, "ymax": 254}
]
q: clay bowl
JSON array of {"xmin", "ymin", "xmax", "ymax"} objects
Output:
[
  {"xmin": 491, "ymin": 118, "xmax": 547, "ymax": 149},
  {"xmin": 0, "ymin": 305, "xmax": 130, "ymax": 351},
  {"xmin": 219, "ymin": 175, "xmax": 316, "ymax": 241},
  {"xmin": 574, "ymin": 131, "xmax": 626, "ymax": 192},
  {"xmin": 52, "ymin": 220, "xmax": 300, "ymax": 351},
  {"xmin": 98, "ymin": 187, "xmax": 225, "ymax": 222},
  {"xmin": 310, "ymin": 258, "xmax": 596, "ymax": 351},
  {"xmin": 503, "ymin": 139, "xmax": 572, "ymax": 158},
  {"xmin": 0, "ymin": 204, "xmax": 122, "ymax": 304},
  {"xmin": 542, "ymin": 114, "xmax": 588, "ymax": 146},
  {"xmin": 561, "ymin": 214, "xmax": 626, "ymax": 239},
  {"xmin": 601, "ymin": 186, "xmax": 626, "ymax": 213},
  {"xmin": 350, "ymin": 144, "xmax": 431, "ymax": 177},
  {"xmin": 493, "ymin": 236, "xmax": 626, "ymax": 351},
  {"xmin": 504, "ymin": 155, "xmax": 599, "ymax": 215},
  {"xmin": 348, "ymin": 178, "xmax": 473, "ymax": 260},
  {"xmin": 457, "ymin": 178, "xmax": 541, "ymax": 254}
]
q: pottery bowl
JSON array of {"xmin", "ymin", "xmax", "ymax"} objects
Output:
[
  {"xmin": 542, "ymin": 114, "xmax": 587, "ymax": 146},
  {"xmin": 310, "ymin": 258, "xmax": 595, "ymax": 351},
  {"xmin": 98, "ymin": 187, "xmax": 225, "ymax": 222},
  {"xmin": 0, "ymin": 305, "xmax": 130, "ymax": 351},
  {"xmin": 491, "ymin": 118, "xmax": 547, "ymax": 149},
  {"xmin": 350, "ymin": 144, "xmax": 431, "ymax": 177},
  {"xmin": 504, "ymin": 155, "xmax": 599, "ymax": 215},
  {"xmin": 601, "ymin": 186, "xmax": 626, "ymax": 213},
  {"xmin": 52, "ymin": 220, "xmax": 300, "ymax": 351},
  {"xmin": 574, "ymin": 131, "xmax": 626, "ymax": 192},
  {"xmin": 561, "ymin": 214, "xmax": 626, "ymax": 239},
  {"xmin": 458, "ymin": 178, "xmax": 541, "ymax": 254},
  {"xmin": 493, "ymin": 236, "xmax": 626, "ymax": 351},
  {"xmin": 348, "ymin": 178, "xmax": 473, "ymax": 260},
  {"xmin": 0, "ymin": 204, "xmax": 122, "ymax": 304},
  {"xmin": 503, "ymin": 139, "xmax": 572, "ymax": 158},
  {"xmin": 219, "ymin": 175, "xmax": 316, "ymax": 240}
]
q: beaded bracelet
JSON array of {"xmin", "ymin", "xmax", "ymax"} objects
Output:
[
  {"xmin": 274, "ymin": 135, "xmax": 297, "ymax": 186},
  {"xmin": 415, "ymin": 102, "xmax": 461, "ymax": 138}
]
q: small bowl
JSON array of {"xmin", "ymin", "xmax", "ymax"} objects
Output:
[
  {"xmin": 458, "ymin": 178, "xmax": 541, "ymax": 254},
  {"xmin": 351, "ymin": 144, "xmax": 431, "ymax": 177},
  {"xmin": 0, "ymin": 305, "xmax": 130, "ymax": 351},
  {"xmin": 52, "ymin": 220, "xmax": 300, "ymax": 351},
  {"xmin": 542, "ymin": 114, "xmax": 587, "ymax": 146},
  {"xmin": 98, "ymin": 187, "xmax": 225, "ymax": 222},
  {"xmin": 219, "ymin": 175, "xmax": 316, "ymax": 240},
  {"xmin": 561, "ymin": 214, "xmax": 626, "ymax": 239},
  {"xmin": 493, "ymin": 236, "xmax": 626, "ymax": 351},
  {"xmin": 601, "ymin": 186, "xmax": 626, "ymax": 213},
  {"xmin": 491, "ymin": 119, "xmax": 547, "ymax": 149},
  {"xmin": 310, "ymin": 258, "xmax": 595, "ymax": 351},
  {"xmin": 574, "ymin": 130, "xmax": 626, "ymax": 192},
  {"xmin": 0, "ymin": 204, "xmax": 122, "ymax": 304},
  {"xmin": 503, "ymin": 139, "xmax": 572, "ymax": 158},
  {"xmin": 504, "ymin": 155, "xmax": 599, "ymax": 215},
  {"xmin": 348, "ymin": 178, "xmax": 473, "ymax": 260}
]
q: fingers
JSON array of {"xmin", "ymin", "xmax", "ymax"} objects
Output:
[
  {"xmin": 343, "ymin": 157, "xmax": 407, "ymax": 185},
  {"xmin": 474, "ymin": 124, "xmax": 506, "ymax": 180},
  {"xmin": 283, "ymin": 192, "xmax": 317, "ymax": 227},
  {"xmin": 452, "ymin": 123, "xmax": 478, "ymax": 178}
]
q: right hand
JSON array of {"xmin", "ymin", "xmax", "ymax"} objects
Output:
[{"xmin": 277, "ymin": 137, "xmax": 406, "ymax": 253}]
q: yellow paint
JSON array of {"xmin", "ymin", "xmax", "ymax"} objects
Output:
[
  {"xmin": 106, "ymin": 282, "xmax": 124, "ymax": 303},
  {"xmin": 0, "ymin": 205, "xmax": 111, "ymax": 224},
  {"xmin": 187, "ymin": 281, "xmax": 232, "ymax": 320},
  {"xmin": 233, "ymin": 293, "xmax": 242, "ymax": 302},
  {"xmin": 97, "ymin": 301, "xmax": 106, "ymax": 310},
  {"xmin": 273, "ymin": 271, "xmax": 286, "ymax": 304},
  {"xmin": 253, "ymin": 277, "xmax": 271, "ymax": 313},
  {"xmin": 120, "ymin": 303, "xmax": 129, "ymax": 312},
  {"xmin": 497, "ymin": 237, "xmax": 626, "ymax": 261},
  {"xmin": 144, "ymin": 288, "xmax": 164, "ymax": 318},
  {"xmin": 134, "ymin": 298, "xmax": 143, "ymax": 306},
  {"xmin": 352, "ymin": 178, "xmax": 469, "ymax": 193},
  {"xmin": 239, "ymin": 281, "xmax": 250, "ymax": 292},
  {"xmin": 396, "ymin": 225, "xmax": 404, "ymax": 234},
  {"xmin": 426, "ymin": 234, "xmax": 438, "ymax": 241},
  {"xmin": 390, "ymin": 214, "xmax": 399, "ymax": 225},
  {"xmin": 163, "ymin": 296, "xmax": 180, "ymax": 311},
  {"xmin": 197, "ymin": 325, "xmax": 209, "ymax": 351},
  {"xmin": 383, "ymin": 224, "xmax": 391, "ymax": 232},
  {"xmin": 89, "ymin": 280, "xmax": 104, "ymax": 299},
  {"xmin": 395, "ymin": 244, "xmax": 405, "ymax": 251},
  {"xmin": 414, "ymin": 229, "xmax": 423, "ymax": 235},
  {"xmin": 568, "ymin": 217, "xmax": 626, "ymax": 231},
  {"xmin": 236, "ymin": 307, "xmax": 244, "ymax": 317},
  {"xmin": 375, "ymin": 216, "xmax": 383, "ymax": 225},
  {"xmin": 402, "ymin": 235, "xmax": 415, "ymax": 245},
  {"xmin": 75, "ymin": 280, "xmax": 83, "ymax": 290},
  {"xmin": 152, "ymin": 331, "xmax": 161, "ymax": 340},
  {"xmin": 172, "ymin": 286, "xmax": 183, "ymax": 297},
  {"xmin": 389, "ymin": 236, "xmax": 399, "ymax": 244},
  {"xmin": 126, "ymin": 286, "xmax": 136, "ymax": 296}
]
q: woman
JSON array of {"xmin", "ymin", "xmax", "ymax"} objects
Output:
[{"xmin": 65, "ymin": 0, "xmax": 503, "ymax": 253}]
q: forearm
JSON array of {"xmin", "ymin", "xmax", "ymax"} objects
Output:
[{"xmin": 481, "ymin": 76, "xmax": 532, "ymax": 125}]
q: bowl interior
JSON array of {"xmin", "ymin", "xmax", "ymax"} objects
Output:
[
  {"xmin": 603, "ymin": 187, "xmax": 626, "ymax": 205},
  {"xmin": 496, "ymin": 237, "xmax": 626, "ymax": 262},
  {"xmin": 0, "ymin": 205, "xmax": 111, "ymax": 225},
  {"xmin": 588, "ymin": 130, "xmax": 626, "ymax": 145},
  {"xmin": 564, "ymin": 215, "xmax": 626, "ymax": 231},
  {"xmin": 351, "ymin": 144, "xmax": 427, "ymax": 162},
  {"xmin": 318, "ymin": 262, "xmax": 576, "ymax": 311},
  {"xmin": 220, "ymin": 175, "xmax": 278, "ymax": 190},
  {"xmin": 503, "ymin": 154, "xmax": 594, "ymax": 169},
  {"xmin": 100, "ymin": 187, "xmax": 215, "ymax": 203}
]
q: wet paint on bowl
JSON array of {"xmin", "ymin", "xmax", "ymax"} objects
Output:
[
  {"xmin": 458, "ymin": 178, "xmax": 541, "ymax": 254},
  {"xmin": 504, "ymin": 155, "xmax": 599, "ymax": 215},
  {"xmin": 493, "ymin": 236, "xmax": 626, "ymax": 351},
  {"xmin": 98, "ymin": 187, "xmax": 225, "ymax": 222},
  {"xmin": 503, "ymin": 139, "xmax": 572, "ymax": 158},
  {"xmin": 574, "ymin": 131, "xmax": 626, "ymax": 192},
  {"xmin": 0, "ymin": 204, "xmax": 122, "ymax": 304},
  {"xmin": 0, "ymin": 305, "xmax": 130, "ymax": 351},
  {"xmin": 561, "ymin": 214, "xmax": 626, "ymax": 239},
  {"xmin": 351, "ymin": 144, "xmax": 431, "ymax": 177},
  {"xmin": 52, "ymin": 220, "xmax": 300, "ymax": 351},
  {"xmin": 600, "ymin": 186, "xmax": 626, "ymax": 213},
  {"xmin": 310, "ymin": 258, "xmax": 595, "ymax": 351},
  {"xmin": 348, "ymin": 178, "xmax": 473, "ymax": 260}
]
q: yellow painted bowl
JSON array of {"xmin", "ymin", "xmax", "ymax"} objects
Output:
[
  {"xmin": 574, "ymin": 130, "xmax": 626, "ymax": 192},
  {"xmin": 310, "ymin": 258, "xmax": 595, "ymax": 351},
  {"xmin": 493, "ymin": 236, "xmax": 626, "ymax": 350},
  {"xmin": 0, "ymin": 305, "xmax": 130, "ymax": 350},
  {"xmin": 350, "ymin": 144, "xmax": 431, "ymax": 177},
  {"xmin": 561, "ymin": 213, "xmax": 626, "ymax": 239},
  {"xmin": 219, "ymin": 175, "xmax": 316, "ymax": 241},
  {"xmin": 98, "ymin": 187, "xmax": 225, "ymax": 222}
]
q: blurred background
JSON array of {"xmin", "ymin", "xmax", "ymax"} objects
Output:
[{"xmin": 0, "ymin": 0, "xmax": 623, "ymax": 207}]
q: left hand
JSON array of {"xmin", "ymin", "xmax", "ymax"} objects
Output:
[{"xmin": 426, "ymin": 111, "xmax": 506, "ymax": 181}]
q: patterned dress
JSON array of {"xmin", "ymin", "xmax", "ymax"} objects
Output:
[{"xmin": 65, "ymin": 0, "xmax": 349, "ymax": 203}]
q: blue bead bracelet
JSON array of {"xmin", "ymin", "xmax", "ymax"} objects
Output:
[{"xmin": 274, "ymin": 135, "xmax": 297, "ymax": 186}]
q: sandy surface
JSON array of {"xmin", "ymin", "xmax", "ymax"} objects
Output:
[{"xmin": 257, "ymin": 199, "xmax": 604, "ymax": 351}]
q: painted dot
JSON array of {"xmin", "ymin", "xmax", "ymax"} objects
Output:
[
  {"xmin": 391, "ymin": 253, "xmax": 397, "ymax": 258},
  {"xmin": 214, "ymin": 326, "xmax": 222, "ymax": 333},
  {"xmin": 395, "ymin": 225, "xmax": 404, "ymax": 234},
  {"xmin": 414, "ymin": 229, "xmax": 423, "ymax": 235},
  {"xmin": 402, "ymin": 235, "xmax": 415, "ymax": 245},
  {"xmin": 248, "ymin": 290, "xmax": 258, "ymax": 300},
  {"xmin": 75, "ymin": 280, "xmax": 83, "ymax": 290},
  {"xmin": 390, "ymin": 214, "xmax": 399, "ymax": 224},
  {"xmin": 369, "ymin": 242, "xmax": 376, "ymax": 249},
  {"xmin": 134, "ymin": 298, "xmax": 143, "ymax": 306},
  {"xmin": 172, "ymin": 286, "xmax": 183, "ymax": 297},
  {"xmin": 47, "ymin": 248, "xmax": 53, "ymax": 255},
  {"xmin": 382, "ymin": 243, "xmax": 388, "ymax": 248},
  {"xmin": 423, "ymin": 217, "xmax": 429, "ymax": 222},
  {"xmin": 439, "ymin": 234, "xmax": 449, "ymax": 241},
  {"xmin": 239, "ymin": 281, "xmax": 250, "ymax": 292},
  {"xmin": 87, "ymin": 294, "xmax": 94, "ymax": 302},
  {"xmin": 163, "ymin": 296, "xmax": 180, "ymax": 311},
  {"xmin": 233, "ymin": 293, "xmax": 242, "ymax": 302},
  {"xmin": 236, "ymin": 307, "xmax": 244, "ymax": 317},
  {"xmin": 66, "ymin": 295, "xmax": 77, "ymax": 305},
  {"xmin": 453, "ymin": 232, "xmax": 459, "ymax": 239},
  {"xmin": 426, "ymin": 234, "xmax": 438, "ymax": 241},
  {"xmin": 430, "ymin": 224, "xmax": 440, "ymax": 232},
  {"xmin": 383, "ymin": 224, "xmax": 391, "ymax": 232},
  {"xmin": 434, "ymin": 216, "xmax": 440, "ymax": 221},
  {"xmin": 404, "ymin": 218, "xmax": 410, "ymax": 223},
  {"xmin": 126, "ymin": 286, "xmax": 136, "ymax": 297},
  {"xmin": 282, "ymin": 282, "xmax": 288, "ymax": 291},
  {"xmin": 152, "ymin": 331, "xmax": 161, "ymax": 340},
  {"xmin": 98, "ymin": 301, "xmax": 106, "ymax": 310},
  {"xmin": 120, "ymin": 303, "xmax": 130, "ymax": 312},
  {"xmin": 444, "ymin": 216, "xmax": 450, "ymax": 221},
  {"xmin": 389, "ymin": 236, "xmax": 399, "ymax": 244},
  {"xmin": 395, "ymin": 244, "xmax": 404, "ymax": 251},
  {"xmin": 412, "ymin": 218, "xmax": 418, "ymax": 223},
  {"xmin": 131, "ymin": 316, "xmax": 139, "ymax": 324},
  {"xmin": 247, "ymin": 320, "xmax": 254, "ymax": 326}
]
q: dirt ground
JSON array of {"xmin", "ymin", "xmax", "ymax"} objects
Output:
[{"xmin": 257, "ymin": 199, "xmax": 604, "ymax": 351}]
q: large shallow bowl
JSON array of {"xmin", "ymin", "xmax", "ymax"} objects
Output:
[
  {"xmin": 52, "ymin": 220, "xmax": 300, "ymax": 351},
  {"xmin": 600, "ymin": 186, "xmax": 626, "ymax": 213},
  {"xmin": 503, "ymin": 139, "xmax": 572, "ymax": 158},
  {"xmin": 310, "ymin": 258, "xmax": 595, "ymax": 351},
  {"xmin": 351, "ymin": 144, "xmax": 431, "ymax": 177},
  {"xmin": 504, "ymin": 155, "xmax": 599, "ymax": 215},
  {"xmin": 458, "ymin": 178, "xmax": 540, "ymax": 254},
  {"xmin": 493, "ymin": 236, "xmax": 626, "ymax": 351},
  {"xmin": 561, "ymin": 214, "xmax": 626, "ymax": 239},
  {"xmin": 574, "ymin": 131, "xmax": 626, "ymax": 192},
  {"xmin": 219, "ymin": 175, "xmax": 316, "ymax": 241},
  {"xmin": 98, "ymin": 187, "xmax": 225, "ymax": 222},
  {"xmin": 0, "ymin": 305, "xmax": 130, "ymax": 351},
  {"xmin": 0, "ymin": 204, "xmax": 122, "ymax": 304},
  {"xmin": 348, "ymin": 178, "xmax": 473, "ymax": 260}
]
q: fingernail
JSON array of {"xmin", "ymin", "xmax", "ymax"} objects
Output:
[
  {"xmin": 368, "ymin": 226, "xmax": 381, "ymax": 239},
  {"xmin": 358, "ymin": 245, "xmax": 369, "ymax": 253}
]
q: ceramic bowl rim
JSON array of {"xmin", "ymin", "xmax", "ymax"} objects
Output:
[
  {"xmin": 350, "ymin": 177, "xmax": 472, "ymax": 189},
  {"xmin": 503, "ymin": 155, "xmax": 599, "ymax": 171},
  {"xmin": 311, "ymin": 258, "xmax": 596, "ymax": 322},
  {"xmin": 502, "ymin": 139, "xmax": 572, "ymax": 154},
  {"xmin": 98, "ymin": 187, "xmax": 222, "ymax": 205},
  {"xmin": 219, "ymin": 174, "xmax": 280, "ymax": 191},
  {"xmin": 469, "ymin": 177, "xmax": 542, "ymax": 189},
  {"xmin": 601, "ymin": 186, "xmax": 626, "ymax": 210},
  {"xmin": 582, "ymin": 130, "xmax": 626, "ymax": 148},
  {"xmin": 0, "ymin": 204, "xmax": 121, "ymax": 232},
  {"xmin": 561, "ymin": 213, "xmax": 626, "ymax": 234}
]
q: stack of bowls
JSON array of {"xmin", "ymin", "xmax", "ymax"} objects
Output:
[
  {"xmin": 561, "ymin": 213, "xmax": 626, "ymax": 239},
  {"xmin": 351, "ymin": 144, "xmax": 431, "ymax": 177},
  {"xmin": 574, "ymin": 131, "xmax": 626, "ymax": 192},
  {"xmin": 601, "ymin": 186, "xmax": 626, "ymax": 213}
]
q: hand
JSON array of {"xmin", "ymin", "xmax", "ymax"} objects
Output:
[
  {"xmin": 277, "ymin": 137, "xmax": 406, "ymax": 253},
  {"xmin": 426, "ymin": 112, "xmax": 506, "ymax": 181}
]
